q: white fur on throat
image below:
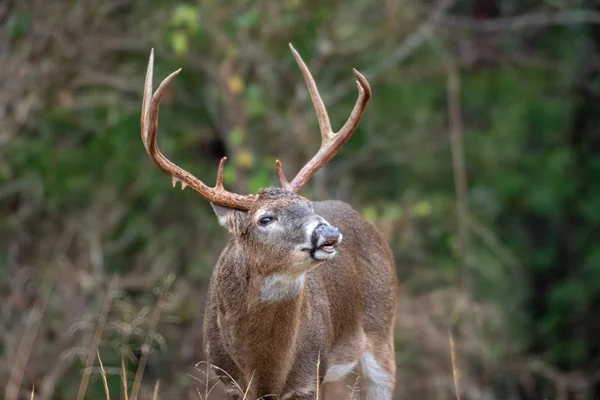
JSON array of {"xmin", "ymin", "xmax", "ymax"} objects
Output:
[{"xmin": 260, "ymin": 273, "xmax": 306, "ymax": 302}]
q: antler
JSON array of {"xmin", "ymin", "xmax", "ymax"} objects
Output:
[
  {"xmin": 276, "ymin": 43, "xmax": 372, "ymax": 193},
  {"xmin": 141, "ymin": 49, "xmax": 256, "ymax": 210}
]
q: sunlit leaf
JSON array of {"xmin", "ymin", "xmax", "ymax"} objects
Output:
[
  {"xmin": 413, "ymin": 200, "xmax": 432, "ymax": 218},
  {"xmin": 170, "ymin": 31, "xmax": 189, "ymax": 57},
  {"xmin": 171, "ymin": 4, "xmax": 201, "ymax": 33},
  {"xmin": 285, "ymin": 0, "xmax": 301, "ymax": 9},
  {"xmin": 236, "ymin": 150, "xmax": 254, "ymax": 169},
  {"xmin": 363, "ymin": 206, "xmax": 378, "ymax": 223},
  {"xmin": 227, "ymin": 75, "xmax": 245, "ymax": 94}
]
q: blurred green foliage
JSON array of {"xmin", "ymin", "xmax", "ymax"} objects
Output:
[{"xmin": 2, "ymin": 0, "xmax": 600, "ymax": 398}]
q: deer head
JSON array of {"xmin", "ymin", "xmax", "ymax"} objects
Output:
[{"xmin": 140, "ymin": 44, "xmax": 371, "ymax": 275}]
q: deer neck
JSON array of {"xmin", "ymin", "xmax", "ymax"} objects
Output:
[
  {"xmin": 216, "ymin": 248, "xmax": 308, "ymax": 376},
  {"xmin": 216, "ymin": 245, "xmax": 309, "ymax": 325},
  {"xmin": 259, "ymin": 270, "xmax": 306, "ymax": 302}
]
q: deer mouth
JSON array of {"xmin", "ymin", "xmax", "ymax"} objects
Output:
[
  {"xmin": 302, "ymin": 223, "xmax": 343, "ymax": 261},
  {"xmin": 301, "ymin": 243, "xmax": 336, "ymax": 256},
  {"xmin": 316, "ymin": 236, "xmax": 338, "ymax": 253},
  {"xmin": 305, "ymin": 235, "xmax": 341, "ymax": 260},
  {"xmin": 318, "ymin": 244, "xmax": 336, "ymax": 253},
  {"xmin": 305, "ymin": 244, "xmax": 337, "ymax": 261}
]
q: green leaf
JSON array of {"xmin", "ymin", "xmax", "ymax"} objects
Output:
[
  {"xmin": 223, "ymin": 165, "xmax": 237, "ymax": 186},
  {"xmin": 413, "ymin": 200, "xmax": 432, "ymax": 218},
  {"xmin": 363, "ymin": 206, "xmax": 378, "ymax": 223},
  {"xmin": 171, "ymin": 4, "xmax": 201, "ymax": 33},
  {"xmin": 236, "ymin": 10, "xmax": 260, "ymax": 28},
  {"xmin": 248, "ymin": 169, "xmax": 271, "ymax": 193},
  {"xmin": 170, "ymin": 31, "xmax": 189, "ymax": 57},
  {"xmin": 228, "ymin": 127, "xmax": 246, "ymax": 147},
  {"xmin": 6, "ymin": 12, "xmax": 31, "ymax": 39}
]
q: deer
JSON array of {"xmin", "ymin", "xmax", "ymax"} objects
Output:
[{"xmin": 140, "ymin": 44, "xmax": 398, "ymax": 400}]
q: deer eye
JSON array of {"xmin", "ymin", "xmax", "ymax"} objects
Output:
[{"xmin": 258, "ymin": 216, "xmax": 275, "ymax": 226}]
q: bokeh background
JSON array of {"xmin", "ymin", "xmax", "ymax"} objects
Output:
[{"xmin": 2, "ymin": 0, "xmax": 600, "ymax": 398}]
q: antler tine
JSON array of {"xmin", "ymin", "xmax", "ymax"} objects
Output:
[
  {"xmin": 278, "ymin": 44, "xmax": 372, "ymax": 193},
  {"xmin": 275, "ymin": 159, "xmax": 291, "ymax": 190},
  {"xmin": 141, "ymin": 49, "xmax": 256, "ymax": 210},
  {"xmin": 288, "ymin": 44, "xmax": 332, "ymax": 140}
]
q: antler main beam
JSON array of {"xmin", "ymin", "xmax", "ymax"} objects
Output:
[
  {"xmin": 277, "ymin": 44, "xmax": 372, "ymax": 193},
  {"xmin": 141, "ymin": 45, "xmax": 370, "ymax": 203},
  {"xmin": 141, "ymin": 49, "xmax": 256, "ymax": 210}
]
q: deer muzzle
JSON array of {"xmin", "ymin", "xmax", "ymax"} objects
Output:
[{"xmin": 311, "ymin": 223, "xmax": 342, "ymax": 257}]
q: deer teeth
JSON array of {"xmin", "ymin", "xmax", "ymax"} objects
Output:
[{"xmin": 181, "ymin": 182, "xmax": 187, "ymax": 190}]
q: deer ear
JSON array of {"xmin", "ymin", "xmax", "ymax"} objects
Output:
[{"xmin": 211, "ymin": 204, "xmax": 248, "ymax": 235}]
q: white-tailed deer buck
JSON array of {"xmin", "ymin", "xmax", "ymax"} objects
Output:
[{"xmin": 140, "ymin": 44, "xmax": 397, "ymax": 399}]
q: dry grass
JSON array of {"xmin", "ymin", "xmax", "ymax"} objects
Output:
[
  {"xmin": 16, "ymin": 274, "xmax": 179, "ymax": 400},
  {"xmin": 22, "ymin": 352, "xmax": 152, "ymax": 400},
  {"xmin": 4, "ymin": 257, "xmax": 61, "ymax": 400},
  {"xmin": 3, "ymin": 261, "xmax": 530, "ymax": 400},
  {"xmin": 7, "ymin": 280, "xmax": 508, "ymax": 400},
  {"xmin": 18, "ymin": 276, "xmax": 166, "ymax": 400},
  {"xmin": 9, "ymin": 282, "xmax": 566, "ymax": 400},
  {"xmin": 130, "ymin": 274, "xmax": 174, "ymax": 400},
  {"xmin": 24, "ymin": 354, "xmax": 164, "ymax": 400},
  {"xmin": 449, "ymin": 330, "xmax": 460, "ymax": 400},
  {"xmin": 121, "ymin": 357, "xmax": 130, "ymax": 400},
  {"xmin": 152, "ymin": 380, "xmax": 160, "ymax": 400},
  {"xmin": 20, "ymin": 353, "xmax": 363, "ymax": 400},
  {"xmin": 97, "ymin": 350, "xmax": 110, "ymax": 400},
  {"xmin": 76, "ymin": 276, "xmax": 119, "ymax": 400}
]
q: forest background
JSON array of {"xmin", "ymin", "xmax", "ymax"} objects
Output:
[{"xmin": 2, "ymin": 0, "xmax": 600, "ymax": 399}]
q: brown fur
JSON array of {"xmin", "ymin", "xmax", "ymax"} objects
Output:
[
  {"xmin": 204, "ymin": 188, "xmax": 398, "ymax": 399},
  {"xmin": 140, "ymin": 45, "xmax": 392, "ymax": 399}
]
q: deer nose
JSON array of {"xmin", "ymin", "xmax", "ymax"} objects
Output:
[{"xmin": 312, "ymin": 224, "xmax": 341, "ymax": 247}]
